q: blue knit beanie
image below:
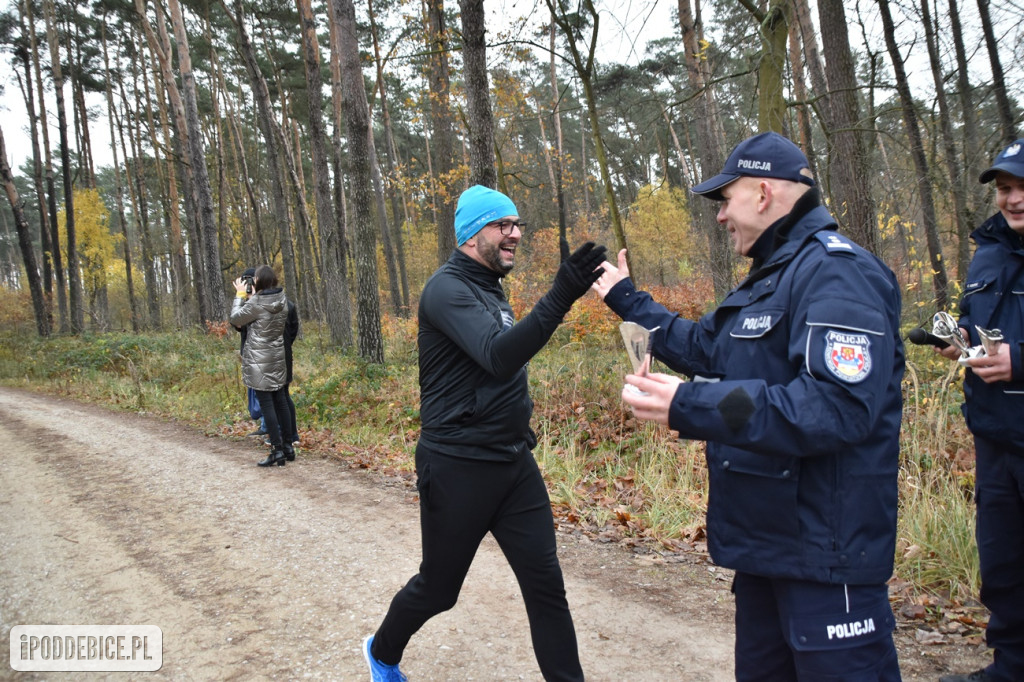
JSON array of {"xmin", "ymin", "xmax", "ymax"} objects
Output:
[{"xmin": 454, "ymin": 185, "xmax": 519, "ymax": 246}]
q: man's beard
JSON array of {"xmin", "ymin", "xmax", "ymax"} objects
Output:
[{"xmin": 479, "ymin": 237, "xmax": 514, "ymax": 275}]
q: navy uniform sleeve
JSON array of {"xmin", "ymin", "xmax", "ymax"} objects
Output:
[
  {"xmin": 666, "ymin": 243, "xmax": 903, "ymax": 457},
  {"xmin": 604, "ymin": 278, "xmax": 717, "ymax": 378}
]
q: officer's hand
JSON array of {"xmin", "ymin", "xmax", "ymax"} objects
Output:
[
  {"xmin": 966, "ymin": 343, "xmax": 1013, "ymax": 383},
  {"xmin": 551, "ymin": 241, "xmax": 608, "ymax": 303},
  {"xmin": 592, "ymin": 249, "xmax": 630, "ymax": 300},
  {"xmin": 621, "ymin": 372, "xmax": 682, "ymax": 427},
  {"xmin": 935, "ymin": 326, "xmax": 968, "ymax": 361}
]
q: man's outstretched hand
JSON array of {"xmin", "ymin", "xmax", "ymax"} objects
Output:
[{"xmin": 551, "ymin": 241, "xmax": 608, "ymax": 304}]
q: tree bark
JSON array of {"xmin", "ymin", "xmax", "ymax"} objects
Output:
[
  {"xmin": 332, "ymin": 0, "xmax": 385, "ymax": 363},
  {"xmin": 367, "ymin": 0, "xmax": 411, "ymax": 313},
  {"xmin": 295, "ymin": 0, "xmax": 354, "ymax": 348},
  {"xmin": 546, "ymin": 0, "xmax": 628, "ymax": 263},
  {"xmin": 224, "ymin": 0, "xmax": 300, "ymax": 304},
  {"xmin": 17, "ymin": 0, "xmax": 55, "ymax": 334},
  {"xmin": 426, "ymin": 0, "xmax": 458, "ymax": 265},
  {"xmin": 458, "ymin": 0, "xmax": 497, "ymax": 188},
  {"xmin": 921, "ymin": 0, "xmax": 971, "ymax": 281},
  {"xmin": 876, "ymin": 0, "xmax": 948, "ymax": 309},
  {"xmin": 947, "ymin": 0, "xmax": 985, "ymax": 229},
  {"xmin": 0, "ymin": 125, "xmax": 49, "ymax": 337},
  {"xmin": 817, "ymin": 0, "xmax": 879, "ymax": 254},
  {"xmin": 976, "ymin": 0, "xmax": 1018, "ymax": 145},
  {"xmin": 100, "ymin": 18, "xmax": 140, "ymax": 333},
  {"xmin": 678, "ymin": 0, "xmax": 732, "ymax": 300},
  {"xmin": 43, "ymin": 0, "xmax": 84, "ymax": 333},
  {"xmin": 166, "ymin": 0, "xmax": 224, "ymax": 321}
]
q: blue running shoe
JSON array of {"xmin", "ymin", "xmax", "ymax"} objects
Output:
[{"xmin": 362, "ymin": 635, "xmax": 407, "ymax": 682}]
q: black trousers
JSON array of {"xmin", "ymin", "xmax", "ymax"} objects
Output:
[
  {"xmin": 975, "ymin": 436, "xmax": 1024, "ymax": 682},
  {"xmin": 372, "ymin": 445, "xmax": 584, "ymax": 681},
  {"xmin": 254, "ymin": 387, "xmax": 294, "ymax": 450}
]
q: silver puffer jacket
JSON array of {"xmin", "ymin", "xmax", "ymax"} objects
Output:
[{"xmin": 229, "ymin": 288, "xmax": 288, "ymax": 391}]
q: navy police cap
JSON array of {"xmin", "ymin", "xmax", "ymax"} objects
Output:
[
  {"xmin": 980, "ymin": 138, "xmax": 1024, "ymax": 183},
  {"xmin": 692, "ymin": 132, "xmax": 815, "ymax": 201}
]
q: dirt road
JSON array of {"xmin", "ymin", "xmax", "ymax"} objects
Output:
[{"xmin": 0, "ymin": 388, "xmax": 989, "ymax": 680}]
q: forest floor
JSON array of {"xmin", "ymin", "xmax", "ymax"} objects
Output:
[{"xmin": 0, "ymin": 386, "xmax": 993, "ymax": 681}]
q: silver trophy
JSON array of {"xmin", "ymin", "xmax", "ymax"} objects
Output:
[
  {"xmin": 976, "ymin": 325, "xmax": 1004, "ymax": 357},
  {"xmin": 619, "ymin": 322, "xmax": 659, "ymax": 395},
  {"xmin": 932, "ymin": 311, "xmax": 1003, "ymax": 366},
  {"xmin": 932, "ymin": 312, "xmax": 972, "ymax": 357}
]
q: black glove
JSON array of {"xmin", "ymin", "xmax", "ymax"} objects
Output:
[{"xmin": 547, "ymin": 241, "xmax": 608, "ymax": 311}]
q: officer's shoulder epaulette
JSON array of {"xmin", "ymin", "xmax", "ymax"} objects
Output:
[{"xmin": 813, "ymin": 231, "xmax": 857, "ymax": 257}]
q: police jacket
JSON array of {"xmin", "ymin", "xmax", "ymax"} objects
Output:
[
  {"xmin": 417, "ymin": 250, "xmax": 574, "ymax": 461},
  {"xmin": 604, "ymin": 190, "xmax": 905, "ymax": 585},
  {"xmin": 229, "ymin": 288, "xmax": 288, "ymax": 392},
  {"xmin": 959, "ymin": 212, "xmax": 1024, "ymax": 449}
]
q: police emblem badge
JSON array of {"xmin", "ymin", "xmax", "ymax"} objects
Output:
[{"xmin": 823, "ymin": 330, "xmax": 872, "ymax": 382}]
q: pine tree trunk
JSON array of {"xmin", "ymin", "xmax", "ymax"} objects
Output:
[
  {"xmin": 976, "ymin": 0, "xmax": 1018, "ymax": 144},
  {"xmin": 17, "ymin": 0, "xmax": 54, "ymax": 334},
  {"xmin": 921, "ymin": 0, "xmax": 971, "ymax": 282},
  {"xmin": 333, "ymin": 0, "xmax": 384, "ymax": 362},
  {"xmin": 43, "ymin": 0, "xmax": 84, "ymax": 333},
  {"xmin": 426, "ymin": 0, "xmax": 457, "ymax": 265},
  {"xmin": 678, "ymin": 0, "xmax": 733, "ymax": 300},
  {"xmin": 226, "ymin": 0, "xmax": 300, "ymax": 304},
  {"xmin": 0, "ymin": 125, "xmax": 49, "ymax": 337},
  {"xmin": 295, "ymin": 0, "xmax": 353, "ymax": 348},
  {"xmin": 167, "ymin": 0, "xmax": 224, "ymax": 321},
  {"xmin": 877, "ymin": 0, "xmax": 948, "ymax": 309},
  {"xmin": 458, "ymin": 0, "xmax": 497, "ymax": 189},
  {"xmin": 817, "ymin": 0, "xmax": 879, "ymax": 255},
  {"xmin": 367, "ymin": 0, "xmax": 411, "ymax": 313},
  {"xmin": 100, "ymin": 19, "xmax": 139, "ymax": 333}
]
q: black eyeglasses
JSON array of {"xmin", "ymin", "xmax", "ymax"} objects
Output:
[{"xmin": 486, "ymin": 220, "xmax": 527, "ymax": 236}]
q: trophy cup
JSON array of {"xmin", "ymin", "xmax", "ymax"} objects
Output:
[
  {"xmin": 619, "ymin": 322, "xmax": 659, "ymax": 395},
  {"xmin": 976, "ymin": 325, "xmax": 1004, "ymax": 357}
]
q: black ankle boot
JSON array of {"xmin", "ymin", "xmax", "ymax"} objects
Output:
[
  {"xmin": 257, "ymin": 447, "xmax": 286, "ymax": 467},
  {"xmin": 283, "ymin": 443, "xmax": 295, "ymax": 462}
]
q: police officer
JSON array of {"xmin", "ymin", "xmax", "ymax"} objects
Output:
[
  {"xmin": 933, "ymin": 138, "xmax": 1024, "ymax": 682},
  {"xmin": 594, "ymin": 132, "xmax": 905, "ymax": 680}
]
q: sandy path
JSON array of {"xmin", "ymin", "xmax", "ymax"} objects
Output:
[{"xmin": 0, "ymin": 388, "xmax": 737, "ymax": 681}]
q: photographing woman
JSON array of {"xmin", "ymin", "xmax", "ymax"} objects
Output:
[{"xmin": 229, "ymin": 264, "xmax": 296, "ymax": 467}]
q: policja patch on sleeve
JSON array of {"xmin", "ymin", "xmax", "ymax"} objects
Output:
[{"xmin": 823, "ymin": 330, "xmax": 872, "ymax": 383}]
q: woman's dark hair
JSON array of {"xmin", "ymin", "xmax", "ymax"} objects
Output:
[{"xmin": 253, "ymin": 264, "xmax": 278, "ymax": 291}]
